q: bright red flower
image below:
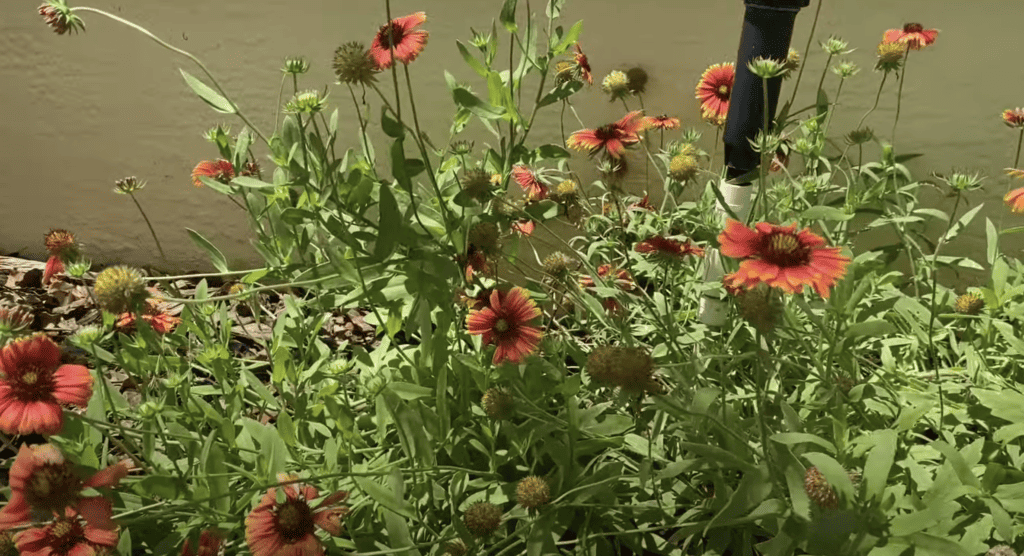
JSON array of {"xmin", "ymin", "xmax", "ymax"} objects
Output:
[
  {"xmin": 245, "ymin": 474, "xmax": 349, "ymax": 556},
  {"xmin": 718, "ymin": 219, "xmax": 850, "ymax": 298},
  {"xmin": 369, "ymin": 12, "xmax": 428, "ymax": 70},
  {"xmin": 0, "ymin": 443, "xmax": 130, "ymax": 532},
  {"xmin": 466, "ymin": 287, "xmax": 543, "ymax": 365},
  {"xmin": 627, "ymin": 195, "xmax": 655, "ymax": 212},
  {"xmin": 1005, "ymin": 187, "xmax": 1024, "ymax": 213},
  {"xmin": 0, "ymin": 334, "xmax": 93, "ymax": 435},
  {"xmin": 635, "ymin": 235, "xmax": 705, "ymax": 260},
  {"xmin": 1003, "ymin": 108, "xmax": 1024, "ymax": 128},
  {"xmin": 43, "ymin": 256, "xmax": 65, "ymax": 286},
  {"xmin": 42, "ymin": 229, "xmax": 77, "ymax": 285},
  {"xmin": 644, "ymin": 115, "xmax": 681, "ymax": 130},
  {"xmin": 882, "ymin": 23, "xmax": 938, "ymax": 50},
  {"xmin": 511, "ymin": 219, "xmax": 535, "ymax": 236},
  {"xmin": 511, "ymin": 165, "xmax": 548, "ymax": 200},
  {"xmin": 566, "ymin": 111, "xmax": 648, "ymax": 159},
  {"xmin": 579, "ymin": 264, "xmax": 636, "ymax": 292},
  {"xmin": 573, "ymin": 44, "xmax": 593, "ymax": 85},
  {"xmin": 695, "ymin": 63, "xmax": 734, "ymax": 122},
  {"xmin": 116, "ymin": 294, "xmax": 181, "ymax": 335},
  {"xmin": 461, "ymin": 246, "xmax": 489, "ymax": 283},
  {"xmin": 191, "ymin": 159, "xmax": 235, "ymax": 188},
  {"xmin": 182, "ymin": 529, "xmax": 225, "ymax": 556},
  {"xmin": 15, "ymin": 508, "xmax": 119, "ymax": 556}
]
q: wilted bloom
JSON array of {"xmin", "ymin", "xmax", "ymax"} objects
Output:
[
  {"xmin": 463, "ymin": 502, "xmax": 502, "ymax": 536},
  {"xmin": 460, "ymin": 245, "xmax": 489, "ymax": 282},
  {"xmin": 116, "ymin": 299, "xmax": 181, "ymax": 335},
  {"xmin": 481, "ymin": 387, "xmax": 514, "ymax": 420},
  {"xmin": 0, "ymin": 334, "xmax": 93, "ymax": 436},
  {"xmin": 282, "ymin": 56, "xmax": 310, "ymax": 75},
  {"xmin": 601, "ymin": 70, "xmax": 630, "ymax": 100},
  {"xmin": 516, "ymin": 476, "xmax": 550, "ymax": 509},
  {"xmin": 733, "ymin": 282, "xmax": 782, "ymax": 334},
  {"xmin": 883, "ymin": 23, "xmax": 938, "ymax": 50},
  {"xmin": 645, "ymin": 115, "xmax": 680, "ymax": 130},
  {"xmin": 511, "ymin": 165, "xmax": 548, "ymax": 199},
  {"xmin": 579, "ymin": 264, "xmax": 635, "ymax": 292},
  {"xmin": 511, "ymin": 219, "xmax": 535, "ymax": 236},
  {"xmin": 804, "ymin": 467, "xmax": 839, "ymax": 510},
  {"xmin": 625, "ymin": 67, "xmax": 649, "ymax": 94},
  {"xmin": 845, "ymin": 127, "xmax": 874, "ymax": 146},
  {"xmin": 542, "ymin": 252, "xmax": 575, "ymax": 278},
  {"xmin": 586, "ymin": 345, "xmax": 659, "ymax": 393},
  {"xmin": 181, "ymin": 529, "xmax": 224, "ymax": 556},
  {"xmin": 719, "ymin": 219, "xmax": 851, "ymax": 298},
  {"xmin": 782, "ymin": 48, "xmax": 800, "ymax": 78},
  {"xmin": 245, "ymin": 475, "xmax": 349, "ymax": 556},
  {"xmin": 635, "ymin": 235, "xmax": 704, "ymax": 260},
  {"xmin": 333, "ymin": 42, "xmax": 377, "ymax": 85},
  {"xmin": 628, "ymin": 194, "xmax": 655, "ymax": 212},
  {"xmin": 460, "ymin": 168, "xmax": 493, "ymax": 202},
  {"xmin": 1003, "ymin": 108, "xmax": 1024, "ymax": 129},
  {"xmin": 38, "ymin": 1, "xmax": 84, "ymax": 35},
  {"xmin": 566, "ymin": 111, "xmax": 648, "ymax": 159},
  {"xmin": 16, "ymin": 509, "xmax": 119, "ymax": 556},
  {"xmin": 954, "ymin": 292, "xmax": 984, "ymax": 315},
  {"xmin": 696, "ymin": 63, "xmax": 734, "ymax": 122},
  {"xmin": 369, "ymin": 12, "xmax": 429, "ymax": 70},
  {"xmin": 875, "ymin": 41, "xmax": 906, "ymax": 72},
  {"xmin": 669, "ymin": 153, "xmax": 699, "ymax": 182},
  {"xmin": 0, "ymin": 443, "xmax": 130, "ymax": 531},
  {"xmin": 466, "ymin": 287, "xmax": 543, "ymax": 365},
  {"xmin": 468, "ymin": 222, "xmax": 501, "ymax": 257},
  {"xmin": 572, "ymin": 44, "xmax": 592, "ymax": 85},
  {"xmin": 113, "ymin": 176, "xmax": 145, "ymax": 194},
  {"xmin": 93, "ymin": 265, "xmax": 148, "ymax": 314},
  {"xmin": 285, "ymin": 90, "xmax": 327, "ymax": 114},
  {"xmin": 43, "ymin": 229, "xmax": 77, "ymax": 285},
  {"xmin": 191, "ymin": 159, "xmax": 235, "ymax": 188}
]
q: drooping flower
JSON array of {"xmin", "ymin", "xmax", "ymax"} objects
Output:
[
  {"xmin": 1003, "ymin": 108, "xmax": 1024, "ymax": 129},
  {"xmin": 1004, "ymin": 187, "xmax": 1024, "ymax": 213},
  {"xmin": 882, "ymin": 23, "xmax": 938, "ymax": 50},
  {"xmin": 460, "ymin": 245, "xmax": 489, "ymax": 282},
  {"xmin": 511, "ymin": 165, "xmax": 548, "ymax": 199},
  {"xmin": 116, "ymin": 307, "xmax": 181, "ymax": 335},
  {"xmin": 579, "ymin": 264, "xmax": 635, "ymax": 291},
  {"xmin": 191, "ymin": 159, "xmax": 235, "ymax": 188},
  {"xmin": 0, "ymin": 443, "xmax": 130, "ymax": 531},
  {"xmin": 718, "ymin": 219, "xmax": 851, "ymax": 299},
  {"xmin": 181, "ymin": 529, "xmax": 225, "ymax": 556},
  {"xmin": 634, "ymin": 235, "xmax": 704, "ymax": 260},
  {"xmin": 644, "ymin": 115, "xmax": 680, "ymax": 130},
  {"xmin": 695, "ymin": 63, "xmax": 735, "ymax": 122},
  {"xmin": 369, "ymin": 12, "xmax": 428, "ymax": 70},
  {"xmin": 566, "ymin": 111, "xmax": 648, "ymax": 159},
  {"xmin": 572, "ymin": 44, "xmax": 592, "ymax": 85},
  {"xmin": 245, "ymin": 474, "xmax": 349, "ymax": 556},
  {"xmin": 511, "ymin": 219, "xmax": 535, "ymax": 236},
  {"xmin": 782, "ymin": 48, "xmax": 801, "ymax": 78},
  {"xmin": 38, "ymin": 1, "xmax": 84, "ymax": 35},
  {"xmin": 0, "ymin": 334, "xmax": 93, "ymax": 435},
  {"xmin": 15, "ymin": 509, "xmax": 119, "ymax": 556},
  {"xmin": 875, "ymin": 41, "xmax": 905, "ymax": 72},
  {"xmin": 42, "ymin": 229, "xmax": 77, "ymax": 285},
  {"xmin": 466, "ymin": 287, "xmax": 543, "ymax": 365}
]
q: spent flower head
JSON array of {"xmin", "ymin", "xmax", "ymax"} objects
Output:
[
  {"xmin": 516, "ymin": 476, "xmax": 550, "ymax": 509},
  {"xmin": 668, "ymin": 154, "xmax": 699, "ymax": 182},
  {"xmin": 481, "ymin": 387, "xmax": 514, "ymax": 420},
  {"xmin": 601, "ymin": 70, "xmax": 631, "ymax": 100},
  {"xmin": 93, "ymin": 265, "xmax": 148, "ymax": 314},
  {"xmin": 282, "ymin": 56, "xmax": 310, "ymax": 75},
  {"xmin": 781, "ymin": 48, "xmax": 800, "ymax": 78},
  {"xmin": 113, "ymin": 176, "xmax": 146, "ymax": 194},
  {"xmin": 954, "ymin": 292, "xmax": 985, "ymax": 315},
  {"xmin": 845, "ymin": 127, "xmax": 874, "ymax": 146},
  {"xmin": 38, "ymin": 1, "xmax": 85, "ymax": 35},
  {"xmin": 463, "ymin": 502, "xmax": 502, "ymax": 536},
  {"xmin": 875, "ymin": 41, "xmax": 906, "ymax": 72},
  {"xmin": 333, "ymin": 42, "xmax": 378, "ymax": 86},
  {"xmin": 1003, "ymin": 108, "xmax": 1024, "ymax": 129},
  {"xmin": 542, "ymin": 252, "xmax": 575, "ymax": 278}
]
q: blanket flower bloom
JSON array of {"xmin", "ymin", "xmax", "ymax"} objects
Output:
[
  {"xmin": 0, "ymin": 334, "xmax": 93, "ymax": 435},
  {"xmin": 181, "ymin": 530, "xmax": 224, "ymax": 556},
  {"xmin": 467, "ymin": 287, "xmax": 542, "ymax": 365},
  {"xmin": 369, "ymin": 12, "xmax": 428, "ymax": 70},
  {"xmin": 635, "ymin": 235, "xmax": 705, "ymax": 260},
  {"xmin": 695, "ymin": 63, "xmax": 734, "ymax": 122},
  {"xmin": 882, "ymin": 23, "xmax": 938, "ymax": 50},
  {"xmin": 566, "ymin": 111, "xmax": 647, "ymax": 159},
  {"xmin": 0, "ymin": 443, "xmax": 130, "ymax": 531},
  {"xmin": 1003, "ymin": 108, "xmax": 1024, "ymax": 129},
  {"xmin": 42, "ymin": 229, "xmax": 77, "ymax": 285},
  {"xmin": 245, "ymin": 474, "xmax": 350, "ymax": 556},
  {"xmin": 511, "ymin": 165, "xmax": 548, "ymax": 200},
  {"xmin": 191, "ymin": 159, "xmax": 235, "ymax": 188},
  {"xmin": 15, "ymin": 508, "xmax": 119, "ymax": 556},
  {"xmin": 1005, "ymin": 187, "xmax": 1024, "ymax": 213},
  {"xmin": 571, "ymin": 44, "xmax": 592, "ymax": 85},
  {"xmin": 644, "ymin": 115, "xmax": 681, "ymax": 130},
  {"xmin": 719, "ymin": 219, "xmax": 850, "ymax": 298}
]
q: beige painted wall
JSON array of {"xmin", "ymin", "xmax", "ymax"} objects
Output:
[{"xmin": 2, "ymin": 1, "xmax": 1022, "ymax": 273}]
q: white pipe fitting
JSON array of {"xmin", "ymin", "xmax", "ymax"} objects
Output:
[{"xmin": 697, "ymin": 181, "xmax": 755, "ymax": 326}]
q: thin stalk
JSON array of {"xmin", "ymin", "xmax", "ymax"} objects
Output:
[
  {"xmin": 347, "ymin": 84, "xmax": 373, "ymax": 166},
  {"xmin": 998, "ymin": 128, "xmax": 1024, "ymax": 232},
  {"xmin": 748, "ymin": 76, "xmax": 771, "ymax": 224},
  {"xmin": 127, "ymin": 193, "xmax": 165, "ymax": 260},
  {"xmin": 273, "ymin": 73, "xmax": 287, "ymax": 136},
  {"xmin": 402, "ymin": 64, "xmax": 456, "ymax": 232},
  {"xmin": 787, "ymin": 0, "xmax": 823, "ymax": 107},
  {"xmin": 890, "ymin": 46, "xmax": 911, "ymax": 145},
  {"xmin": 383, "ymin": 0, "xmax": 402, "ymax": 121},
  {"xmin": 814, "ymin": 53, "xmax": 834, "ymax": 100},
  {"xmin": 71, "ymin": 7, "xmax": 268, "ymax": 146},
  {"xmin": 821, "ymin": 76, "xmax": 845, "ymax": 138},
  {"xmin": 924, "ymin": 190, "xmax": 963, "ymax": 430}
]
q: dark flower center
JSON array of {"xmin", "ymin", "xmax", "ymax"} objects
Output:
[
  {"xmin": 595, "ymin": 125, "xmax": 617, "ymax": 142},
  {"xmin": 494, "ymin": 319, "xmax": 510, "ymax": 333},
  {"xmin": 275, "ymin": 499, "xmax": 315, "ymax": 543},
  {"xmin": 903, "ymin": 23, "xmax": 923, "ymax": 33},
  {"xmin": 762, "ymin": 232, "xmax": 810, "ymax": 267},
  {"xmin": 46, "ymin": 517, "xmax": 85, "ymax": 553},
  {"xmin": 9, "ymin": 364, "xmax": 56, "ymax": 402},
  {"xmin": 26, "ymin": 464, "xmax": 83, "ymax": 513},
  {"xmin": 378, "ymin": 22, "xmax": 406, "ymax": 48}
]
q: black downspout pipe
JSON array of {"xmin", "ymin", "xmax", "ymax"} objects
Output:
[{"xmin": 724, "ymin": 0, "xmax": 809, "ymax": 183}]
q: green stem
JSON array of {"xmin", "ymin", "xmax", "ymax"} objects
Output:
[
  {"xmin": 998, "ymin": 128, "xmax": 1024, "ymax": 232},
  {"xmin": 71, "ymin": 7, "xmax": 269, "ymax": 146},
  {"xmin": 383, "ymin": 0, "xmax": 402, "ymax": 122},
  {"xmin": 128, "ymin": 193, "xmax": 165, "ymax": 260},
  {"xmin": 787, "ymin": 0, "xmax": 823, "ymax": 107},
  {"xmin": 924, "ymin": 191, "xmax": 963, "ymax": 430},
  {"xmin": 890, "ymin": 47, "xmax": 911, "ymax": 146}
]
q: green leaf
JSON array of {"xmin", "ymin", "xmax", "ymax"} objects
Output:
[
  {"xmin": 940, "ymin": 203, "xmax": 984, "ymax": 243},
  {"xmin": 354, "ymin": 476, "xmax": 417, "ymax": 520},
  {"xmin": 816, "ymin": 89, "xmax": 829, "ymax": 120},
  {"xmin": 992, "ymin": 320, "xmax": 1024, "ymax": 356},
  {"xmin": 552, "ymin": 20, "xmax": 583, "ymax": 55},
  {"xmin": 196, "ymin": 175, "xmax": 233, "ymax": 195},
  {"xmin": 388, "ymin": 382, "xmax": 434, "ymax": 400},
  {"xmin": 537, "ymin": 144, "xmax": 570, "ymax": 159},
  {"xmin": 453, "ymin": 88, "xmax": 506, "ymax": 120},
  {"xmin": 525, "ymin": 199, "xmax": 560, "ymax": 220},
  {"xmin": 456, "ymin": 40, "xmax": 488, "ymax": 77},
  {"xmin": 381, "ymin": 106, "xmax": 405, "ymax": 138},
  {"xmin": 117, "ymin": 528, "xmax": 132, "ymax": 556},
  {"xmin": 179, "ymin": 69, "xmax": 235, "ymax": 114},
  {"xmin": 499, "ymin": 0, "xmax": 518, "ymax": 32},
  {"xmin": 863, "ymin": 430, "xmax": 897, "ymax": 503},
  {"xmin": 230, "ymin": 176, "xmax": 279, "ymax": 189},
  {"xmin": 375, "ymin": 185, "xmax": 400, "ymax": 261},
  {"xmin": 771, "ymin": 432, "xmax": 836, "ymax": 454},
  {"xmin": 986, "ymin": 218, "xmax": 999, "ymax": 265},
  {"xmin": 802, "ymin": 205, "xmax": 854, "ymax": 222},
  {"xmin": 537, "ymin": 80, "xmax": 582, "ymax": 108},
  {"xmin": 845, "ymin": 319, "xmax": 897, "ymax": 339},
  {"xmin": 186, "ymin": 228, "xmax": 228, "ymax": 273},
  {"xmin": 276, "ymin": 411, "xmax": 298, "ymax": 447}
]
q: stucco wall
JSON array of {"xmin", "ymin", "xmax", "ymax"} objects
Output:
[{"xmin": 2, "ymin": 0, "xmax": 1021, "ymax": 272}]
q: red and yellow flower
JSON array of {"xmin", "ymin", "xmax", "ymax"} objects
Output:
[
  {"xmin": 718, "ymin": 219, "xmax": 850, "ymax": 298},
  {"xmin": 181, "ymin": 530, "xmax": 224, "ymax": 556},
  {"xmin": 566, "ymin": 111, "xmax": 648, "ymax": 159},
  {"xmin": 882, "ymin": 23, "xmax": 938, "ymax": 50},
  {"xmin": 572, "ymin": 44, "xmax": 592, "ymax": 85},
  {"xmin": 42, "ymin": 229, "xmax": 77, "ymax": 285},
  {"xmin": 466, "ymin": 287, "xmax": 543, "ymax": 365},
  {"xmin": 15, "ymin": 508, "xmax": 119, "ymax": 556},
  {"xmin": 1003, "ymin": 108, "xmax": 1024, "ymax": 129},
  {"xmin": 644, "ymin": 115, "xmax": 681, "ymax": 130},
  {"xmin": 245, "ymin": 474, "xmax": 349, "ymax": 556},
  {"xmin": 635, "ymin": 235, "xmax": 704, "ymax": 260},
  {"xmin": 0, "ymin": 334, "xmax": 93, "ymax": 435},
  {"xmin": 695, "ymin": 63, "xmax": 735, "ymax": 123},
  {"xmin": 369, "ymin": 12, "xmax": 429, "ymax": 70},
  {"xmin": 191, "ymin": 159, "xmax": 235, "ymax": 188},
  {"xmin": 511, "ymin": 165, "xmax": 548, "ymax": 200},
  {"xmin": 0, "ymin": 443, "xmax": 130, "ymax": 532}
]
